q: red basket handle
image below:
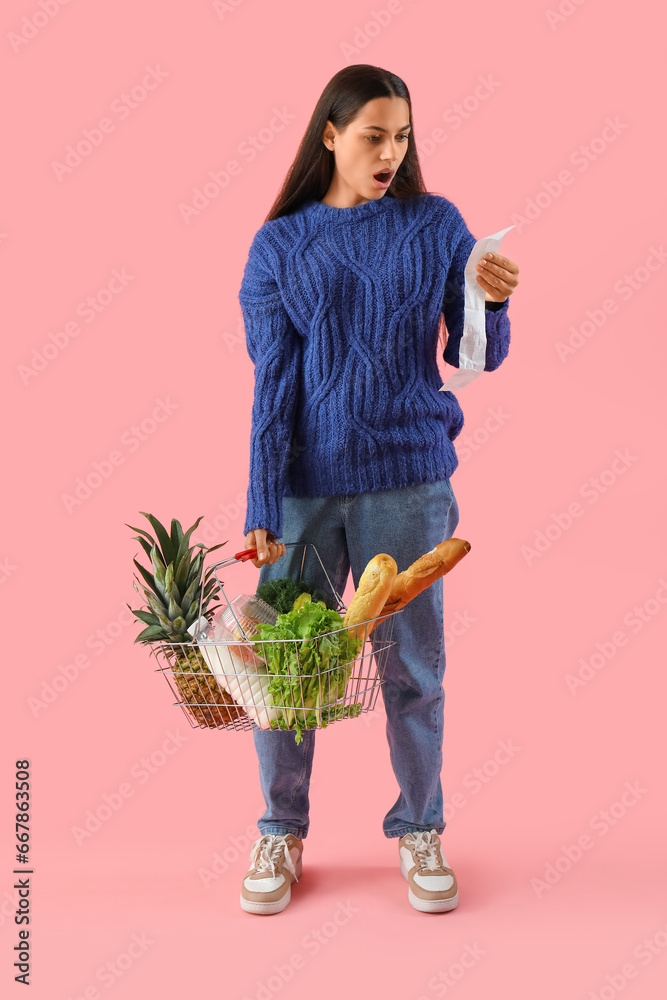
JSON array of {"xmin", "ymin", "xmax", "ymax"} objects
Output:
[{"xmin": 234, "ymin": 547, "xmax": 258, "ymax": 562}]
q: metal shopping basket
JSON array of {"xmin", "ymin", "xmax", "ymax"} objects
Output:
[{"xmin": 150, "ymin": 542, "xmax": 401, "ymax": 735}]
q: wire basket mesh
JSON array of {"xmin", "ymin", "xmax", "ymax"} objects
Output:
[{"xmin": 150, "ymin": 542, "xmax": 401, "ymax": 736}]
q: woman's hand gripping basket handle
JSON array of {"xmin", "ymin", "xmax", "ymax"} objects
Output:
[{"xmin": 242, "ymin": 529, "xmax": 286, "ymax": 569}]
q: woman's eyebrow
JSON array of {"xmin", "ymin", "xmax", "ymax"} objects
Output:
[{"xmin": 360, "ymin": 124, "xmax": 411, "ymax": 131}]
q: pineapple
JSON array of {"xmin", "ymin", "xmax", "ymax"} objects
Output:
[{"xmin": 127, "ymin": 511, "xmax": 246, "ymax": 728}]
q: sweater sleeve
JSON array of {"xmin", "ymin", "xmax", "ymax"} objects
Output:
[
  {"xmin": 239, "ymin": 230, "xmax": 301, "ymax": 540},
  {"xmin": 440, "ymin": 206, "xmax": 511, "ymax": 371}
]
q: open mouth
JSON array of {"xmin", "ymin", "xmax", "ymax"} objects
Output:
[{"xmin": 373, "ymin": 169, "xmax": 393, "ymax": 183}]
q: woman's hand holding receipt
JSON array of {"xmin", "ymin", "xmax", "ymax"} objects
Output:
[
  {"xmin": 441, "ymin": 227, "xmax": 520, "ymax": 393},
  {"xmin": 476, "ymin": 251, "xmax": 520, "ymax": 302}
]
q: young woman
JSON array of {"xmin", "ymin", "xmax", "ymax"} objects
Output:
[{"xmin": 237, "ymin": 64, "xmax": 519, "ymax": 915}]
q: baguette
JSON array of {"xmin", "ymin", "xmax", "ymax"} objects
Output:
[
  {"xmin": 343, "ymin": 553, "xmax": 398, "ymax": 643},
  {"xmin": 367, "ymin": 538, "xmax": 471, "ymax": 636}
]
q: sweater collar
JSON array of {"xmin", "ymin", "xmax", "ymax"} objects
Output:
[{"xmin": 303, "ymin": 193, "xmax": 395, "ymax": 222}]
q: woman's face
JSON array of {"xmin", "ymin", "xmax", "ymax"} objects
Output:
[{"xmin": 322, "ymin": 96, "xmax": 411, "ymax": 206}]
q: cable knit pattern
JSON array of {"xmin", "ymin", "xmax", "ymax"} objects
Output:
[{"xmin": 240, "ymin": 192, "xmax": 511, "ymax": 538}]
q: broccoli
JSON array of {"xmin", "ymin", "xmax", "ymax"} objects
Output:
[{"xmin": 255, "ymin": 577, "xmax": 335, "ymax": 616}]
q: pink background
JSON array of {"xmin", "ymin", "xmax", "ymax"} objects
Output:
[{"xmin": 3, "ymin": 1, "xmax": 666, "ymax": 997}]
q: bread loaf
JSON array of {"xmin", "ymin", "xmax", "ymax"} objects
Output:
[
  {"xmin": 343, "ymin": 553, "xmax": 398, "ymax": 643},
  {"xmin": 366, "ymin": 538, "xmax": 471, "ymax": 636}
]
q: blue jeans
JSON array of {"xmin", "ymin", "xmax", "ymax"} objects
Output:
[{"xmin": 252, "ymin": 476, "xmax": 460, "ymax": 840}]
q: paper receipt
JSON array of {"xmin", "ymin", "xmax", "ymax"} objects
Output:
[{"xmin": 439, "ymin": 225, "xmax": 515, "ymax": 392}]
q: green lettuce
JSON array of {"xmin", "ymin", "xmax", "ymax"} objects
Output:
[{"xmin": 252, "ymin": 602, "xmax": 364, "ymax": 744}]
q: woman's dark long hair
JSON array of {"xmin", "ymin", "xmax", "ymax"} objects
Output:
[{"xmin": 264, "ymin": 64, "xmax": 428, "ymax": 223}]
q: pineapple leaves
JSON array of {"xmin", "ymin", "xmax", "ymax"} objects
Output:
[
  {"xmin": 173, "ymin": 515, "xmax": 204, "ymax": 572},
  {"xmin": 133, "ymin": 557, "xmax": 161, "ymax": 595},
  {"xmin": 167, "ymin": 594, "xmax": 184, "ymax": 620},
  {"xmin": 150, "ymin": 545, "xmax": 167, "ymax": 585},
  {"xmin": 128, "ymin": 533, "xmax": 154, "ymax": 560},
  {"xmin": 125, "ymin": 522, "xmax": 161, "ymax": 548},
  {"xmin": 188, "ymin": 552, "xmax": 204, "ymax": 592},
  {"xmin": 139, "ymin": 511, "xmax": 174, "ymax": 564},
  {"xmin": 131, "ymin": 609, "xmax": 161, "ymax": 627},
  {"xmin": 202, "ymin": 579, "xmax": 220, "ymax": 603},
  {"xmin": 170, "ymin": 517, "xmax": 184, "ymax": 553},
  {"xmin": 180, "ymin": 576, "xmax": 200, "ymax": 614},
  {"xmin": 174, "ymin": 550, "xmax": 191, "ymax": 594},
  {"xmin": 146, "ymin": 595, "xmax": 174, "ymax": 633},
  {"xmin": 135, "ymin": 624, "xmax": 168, "ymax": 644},
  {"xmin": 164, "ymin": 560, "xmax": 176, "ymax": 598},
  {"xmin": 204, "ymin": 541, "xmax": 227, "ymax": 556},
  {"xmin": 128, "ymin": 512, "xmax": 228, "ymax": 650},
  {"xmin": 204, "ymin": 543, "xmax": 227, "ymax": 566}
]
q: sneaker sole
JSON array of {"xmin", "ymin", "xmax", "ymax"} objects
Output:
[
  {"xmin": 240, "ymin": 855, "xmax": 302, "ymax": 915},
  {"xmin": 400, "ymin": 856, "xmax": 459, "ymax": 913},
  {"xmin": 240, "ymin": 886, "xmax": 292, "ymax": 915}
]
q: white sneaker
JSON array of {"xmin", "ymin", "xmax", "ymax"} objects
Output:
[
  {"xmin": 240, "ymin": 834, "xmax": 303, "ymax": 915},
  {"xmin": 399, "ymin": 829, "xmax": 459, "ymax": 912}
]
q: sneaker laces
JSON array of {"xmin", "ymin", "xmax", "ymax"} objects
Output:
[
  {"xmin": 412, "ymin": 829, "xmax": 447, "ymax": 872},
  {"xmin": 250, "ymin": 835, "xmax": 299, "ymax": 883}
]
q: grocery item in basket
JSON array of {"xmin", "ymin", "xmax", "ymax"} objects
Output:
[
  {"xmin": 343, "ymin": 553, "xmax": 398, "ymax": 643},
  {"xmin": 196, "ymin": 595, "xmax": 280, "ymax": 730},
  {"xmin": 255, "ymin": 577, "xmax": 333, "ymax": 615},
  {"xmin": 252, "ymin": 602, "xmax": 364, "ymax": 746},
  {"xmin": 367, "ymin": 538, "xmax": 471, "ymax": 636},
  {"xmin": 126, "ymin": 511, "xmax": 234, "ymax": 729},
  {"xmin": 223, "ymin": 594, "xmax": 278, "ymax": 637}
]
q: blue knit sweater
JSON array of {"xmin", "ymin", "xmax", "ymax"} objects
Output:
[{"xmin": 239, "ymin": 192, "xmax": 511, "ymax": 539}]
